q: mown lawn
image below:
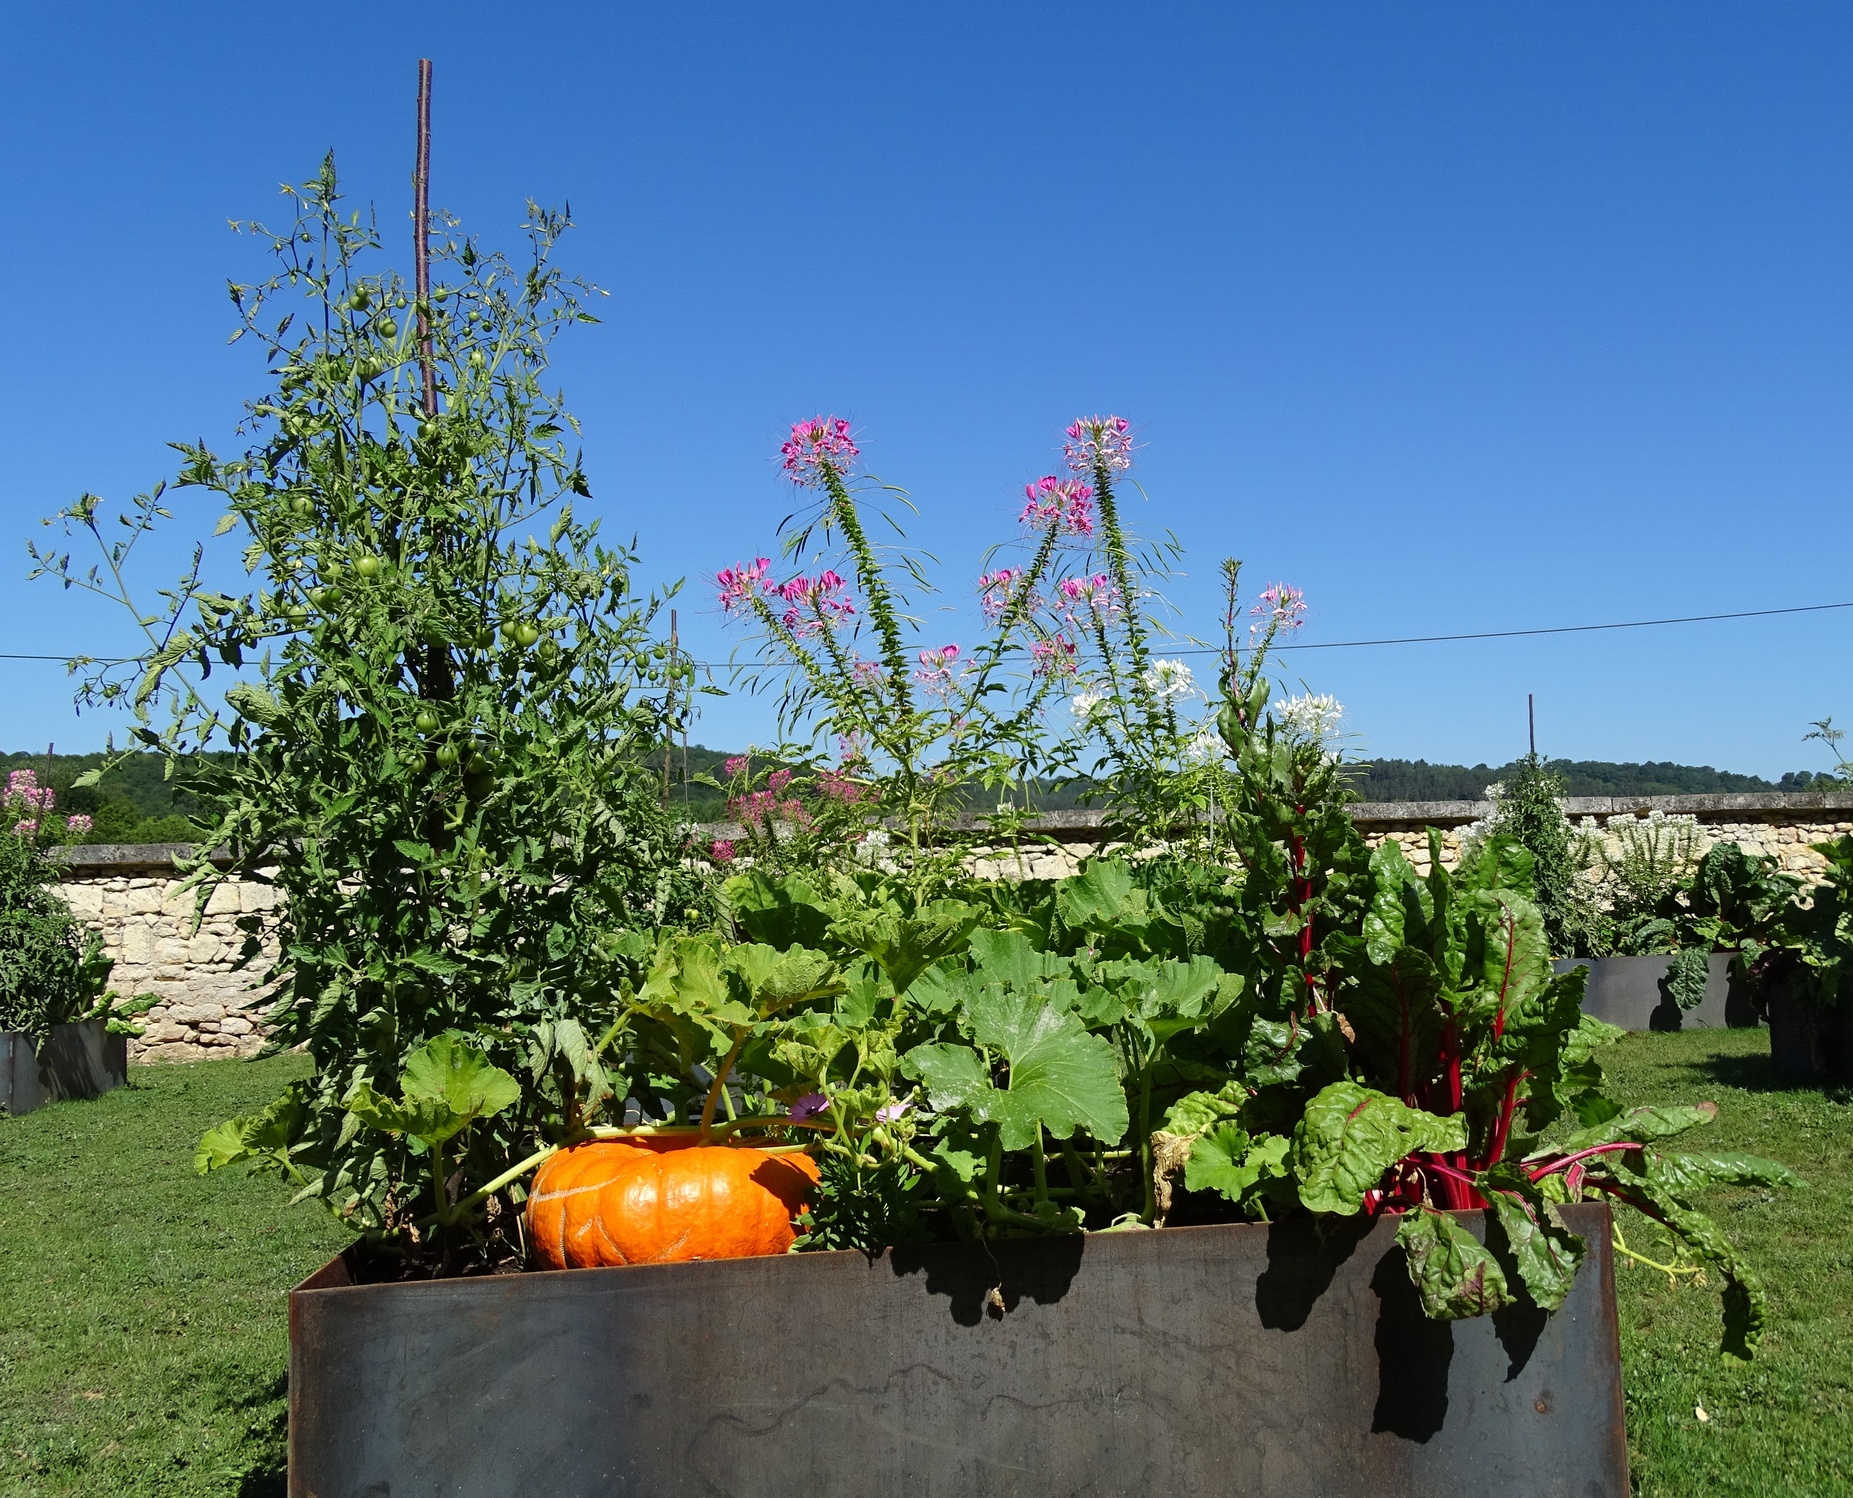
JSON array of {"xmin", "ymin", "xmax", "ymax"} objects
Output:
[
  {"xmin": 0, "ymin": 1032, "xmax": 1848, "ymax": 1496},
  {"xmin": 0, "ymin": 1056, "xmax": 341, "ymax": 1498}
]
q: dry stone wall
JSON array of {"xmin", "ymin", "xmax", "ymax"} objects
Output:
[
  {"xmin": 51, "ymin": 847, "xmax": 279, "ymax": 1063},
  {"xmin": 49, "ymin": 792, "xmax": 1853, "ymax": 1062}
]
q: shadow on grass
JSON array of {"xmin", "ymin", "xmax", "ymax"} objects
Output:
[{"xmin": 1693, "ymin": 1049, "xmax": 1853, "ymax": 1103}]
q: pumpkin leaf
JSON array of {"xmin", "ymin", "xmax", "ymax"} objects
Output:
[
  {"xmin": 346, "ymin": 1034, "xmax": 520, "ymax": 1149},
  {"xmin": 195, "ymin": 1087, "xmax": 304, "ymax": 1177},
  {"xmin": 831, "ymin": 900, "xmax": 979, "ymax": 995},
  {"xmin": 1289, "ymin": 1081, "xmax": 1467, "ymax": 1216},
  {"xmin": 965, "ymin": 981, "xmax": 1129, "ymax": 1149},
  {"xmin": 1185, "ymin": 1123, "xmax": 1291, "ymax": 1203}
]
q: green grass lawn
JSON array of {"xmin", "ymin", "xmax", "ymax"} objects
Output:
[
  {"xmin": 0, "ymin": 1032, "xmax": 1848, "ymax": 1496},
  {"xmin": 0, "ymin": 1056, "xmax": 342, "ymax": 1498}
]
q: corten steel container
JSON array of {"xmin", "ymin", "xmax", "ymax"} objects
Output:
[
  {"xmin": 1766, "ymin": 977, "xmax": 1853, "ymax": 1082},
  {"xmin": 290, "ymin": 1202, "xmax": 1626, "ymax": 1498},
  {"xmin": 1553, "ymin": 953, "xmax": 1757, "ymax": 1033},
  {"xmin": 0, "ymin": 1018, "xmax": 127, "ymax": 1117}
]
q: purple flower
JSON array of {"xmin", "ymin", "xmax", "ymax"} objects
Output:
[
  {"xmin": 788, "ymin": 1091, "xmax": 829, "ymax": 1123},
  {"xmin": 978, "ymin": 567, "xmax": 1043, "ymax": 623},
  {"xmin": 1249, "ymin": 582, "xmax": 1308, "ymax": 638},
  {"xmin": 913, "ymin": 644, "xmax": 962, "ymax": 699},
  {"xmin": 65, "ymin": 814, "xmax": 93, "ymax": 835},
  {"xmin": 1018, "ymin": 476, "xmax": 1095, "ymax": 535},
  {"xmin": 780, "ymin": 416, "xmax": 859, "ymax": 488},
  {"xmin": 775, "ymin": 569, "xmax": 856, "ymax": 637},
  {"xmin": 724, "ymin": 755, "xmax": 750, "ymax": 778},
  {"xmin": 875, "ymin": 1100, "xmax": 912, "ymax": 1124},
  {"xmin": 717, "ymin": 558, "xmax": 773, "ymax": 615},
  {"xmin": 1056, "ymin": 574, "xmax": 1122, "ymax": 627},
  {"xmin": 1031, "ymin": 634, "xmax": 1078, "ymax": 678},
  {"xmin": 709, "ymin": 838, "xmax": 736, "ymax": 863},
  {"xmin": 1063, "ymin": 416, "xmax": 1135, "ymax": 476}
]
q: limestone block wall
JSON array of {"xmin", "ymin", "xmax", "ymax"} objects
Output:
[
  {"xmin": 45, "ymin": 792, "xmax": 1853, "ymax": 1063},
  {"xmin": 50, "ymin": 847, "xmax": 279, "ymax": 1063}
]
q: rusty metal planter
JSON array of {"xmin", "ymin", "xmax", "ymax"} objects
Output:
[
  {"xmin": 0, "ymin": 1018, "xmax": 127, "ymax": 1117},
  {"xmin": 290, "ymin": 1201, "xmax": 1626, "ymax": 1498}
]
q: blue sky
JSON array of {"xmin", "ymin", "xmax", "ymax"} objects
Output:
[{"xmin": 2, "ymin": 3, "xmax": 1848, "ymax": 777}]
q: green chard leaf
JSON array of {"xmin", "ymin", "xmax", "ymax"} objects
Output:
[
  {"xmin": 1480, "ymin": 1165, "xmax": 1587, "ymax": 1311},
  {"xmin": 1396, "ymin": 1203, "xmax": 1514, "ymax": 1319},
  {"xmin": 1290, "ymin": 1081, "xmax": 1468, "ymax": 1216}
]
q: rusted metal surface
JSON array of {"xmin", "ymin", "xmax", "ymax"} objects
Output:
[
  {"xmin": 0, "ymin": 1019, "xmax": 127, "ymax": 1117},
  {"xmin": 290, "ymin": 1202, "xmax": 1626, "ymax": 1497},
  {"xmin": 1555, "ymin": 954, "xmax": 1758, "ymax": 1033}
]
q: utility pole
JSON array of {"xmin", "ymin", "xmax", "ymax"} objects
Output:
[
  {"xmin": 663, "ymin": 610, "xmax": 678, "ymax": 808},
  {"xmin": 1528, "ymin": 693, "xmax": 1536, "ymax": 759}
]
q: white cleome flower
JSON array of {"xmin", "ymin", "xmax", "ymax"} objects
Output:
[
  {"xmin": 1271, "ymin": 692, "xmax": 1345, "ymax": 747},
  {"xmin": 1182, "ymin": 725, "xmax": 1226, "ymax": 765},
  {"xmin": 1142, "ymin": 658, "xmax": 1199, "ymax": 702},
  {"xmin": 1070, "ymin": 689, "xmax": 1107, "ymax": 718}
]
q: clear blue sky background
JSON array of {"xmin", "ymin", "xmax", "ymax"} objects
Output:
[{"xmin": 2, "ymin": 3, "xmax": 1848, "ymax": 777}]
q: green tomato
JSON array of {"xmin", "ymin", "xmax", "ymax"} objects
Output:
[
  {"xmin": 465, "ymin": 753, "xmax": 491, "ymax": 776},
  {"xmin": 417, "ymin": 420, "xmax": 437, "ymax": 440},
  {"xmin": 651, "ymin": 645, "xmax": 667, "ymax": 660},
  {"xmin": 468, "ymin": 350, "xmax": 487, "ymax": 370},
  {"xmin": 308, "ymin": 586, "xmax": 332, "ymax": 608},
  {"xmin": 435, "ymin": 744, "xmax": 460, "ymax": 768},
  {"xmin": 291, "ymin": 497, "xmax": 314, "ymax": 517},
  {"xmin": 391, "ymin": 294, "xmax": 407, "ymax": 310},
  {"xmin": 285, "ymin": 606, "xmax": 310, "ymax": 628},
  {"xmin": 474, "ymin": 628, "xmax": 496, "ymax": 650},
  {"xmin": 433, "ymin": 286, "xmax": 451, "ymax": 301},
  {"xmin": 356, "ymin": 556, "xmax": 382, "ymax": 579},
  {"xmin": 515, "ymin": 623, "xmax": 540, "ymax": 648},
  {"xmin": 378, "ymin": 317, "xmax": 398, "ymax": 340},
  {"xmin": 349, "ymin": 288, "xmax": 371, "ymax": 310},
  {"xmin": 414, "ymin": 710, "xmax": 440, "ymax": 734}
]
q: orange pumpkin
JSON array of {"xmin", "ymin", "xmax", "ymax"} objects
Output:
[{"xmin": 526, "ymin": 1137, "xmax": 820, "ymax": 1270}]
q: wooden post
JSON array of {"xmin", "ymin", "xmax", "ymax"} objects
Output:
[
  {"xmin": 414, "ymin": 59, "xmax": 437, "ymax": 420},
  {"xmin": 1528, "ymin": 693, "xmax": 1536, "ymax": 758}
]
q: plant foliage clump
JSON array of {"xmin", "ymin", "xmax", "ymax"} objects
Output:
[
  {"xmin": 0, "ymin": 832, "xmax": 113, "ymax": 1046},
  {"xmin": 34, "ymin": 160, "xmax": 706, "ymax": 1254}
]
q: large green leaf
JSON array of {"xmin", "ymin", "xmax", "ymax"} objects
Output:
[
  {"xmin": 1396, "ymin": 1204, "xmax": 1513, "ymax": 1318},
  {"xmin": 832, "ymin": 901, "xmax": 979, "ymax": 995},
  {"xmin": 195, "ymin": 1088, "xmax": 304, "ymax": 1176},
  {"xmin": 1185, "ymin": 1124, "xmax": 1290, "ymax": 1202},
  {"xmin": 1056, "ymin": 860, "xmax": 1136, "ymax": 931},
  {"xmin": 1290, "ymin": 1081, "xmax": 1467, "ymax": 1216},
  {"xmin": 1548, "ymin": 1102, "xmax": 1717, "ymax": 1157},
  {"xmin": 968, "ymin": 983, "xmax": 1129, "ymax": 1149},
  {"xmin": 1480, "ymin": 1165, "xmax": 1587, "ymax": 1311},
  {"xmin": 346, "ymin": 1033, "xmax": 520, "ymax": 1149},
  {"xmin": 968, "ymin": 927, "xmax": 1068, "ymax": 990},
  {"xmin": 1645, "ymin": 1150, "xmax": 1804, "ymax": 1206}
]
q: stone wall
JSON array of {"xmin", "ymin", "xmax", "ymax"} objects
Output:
[
  {"xmin": 51, "ymin": 846, "xmax": 279, "ymax": 1063},
  {"xmin": 48, "ymin": 791, "xmax": 1853, "ymax": 1062}
]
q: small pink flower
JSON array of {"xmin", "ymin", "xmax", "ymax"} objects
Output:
[
  {"xmin": 65, "ymin": 814, "xmax": 93, "ymax": 835},
  {"xmin": 978, "ymin": 567, "xmax": 1044, "ymax": 623},
  {"xmin": 709, "ymin": 838, "xmax": 737, "ymax": 863},
  {"xmin": 780, "ymin": 416, "xmax": 859, "ymax": 488},
  {"xmin": 1056, "ymin": 574, "xmax": 1122, "ymax": 626},
  {"xmin": 1063, "ymin": 415, "xmax": 1135, "ymax": 476},
  {"xmin": 789, "ymin": 1092, "xmax": 829, "ymax": 1122},
  {"xmin": 724, "ymin": 755, "xmax": 750, "ymax": 778},
  {"xmin": 1249, "ymin": 583, "xmax": 1307, "ymax": 637},
  {"xmin": 853, "ymin": 661, "xmax": 886, "ymax": 689},
  {"xmin": 875, "ymin": 1100, "xmax": 911, "ymax": 1125},
  {"xmin": 913, "ymin": 644, "xmax": 961, "ymax": 699},
  {"xmin": 1018, "ymin": 476, "xmax": 1095, "ymax": 535},
  {"xmin": 717, "ymin": 557, "xmax": 773, "ymax": 615},
  {"xmin": 12, "ymin": 819, "xmax": 37, "ymax": 836},
  {"xmin": 819, "ymin": 770, "xmax": 870, "ymax": 805},
  {"xmin": 768, "ymin": 769, "xmax": 794, "ymax": 792},
  {"xmin": 1031, "ymin": 634, "xmax": 1079, "ymax": 678},
  {"xmin": 775, "ymin": 569, "xmax": 856, "ymax": 637}
]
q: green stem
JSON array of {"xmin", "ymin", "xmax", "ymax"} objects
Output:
[
  {"xmin": 1138, "ymin": 1064, "xmax": 1156, "ymax": 1224},
  {"xmin": 1031, "ymin": 1130, "xmax": 1050, "ymax": 1208}
]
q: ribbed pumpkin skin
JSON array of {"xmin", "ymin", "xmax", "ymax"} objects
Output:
[{"xmin": 526, "ymin": 1138, "xmax": 820, "ymax": 1270}]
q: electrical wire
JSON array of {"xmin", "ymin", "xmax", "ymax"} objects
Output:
[{"xmin": 3, "ymin": 599, "xmax": 1848, "ymax": 670}]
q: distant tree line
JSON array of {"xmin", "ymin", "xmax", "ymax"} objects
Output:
[{"xmin": 1342, "ymin": 757, "xmax": 1818, "ymax": 803}]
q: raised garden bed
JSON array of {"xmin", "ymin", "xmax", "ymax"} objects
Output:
[
  {"xmin": 1766, "ymin": 977, "xmax": 1853, "ymax": 1083},
  {"xmin": 290, "ymin": 1202, "xmax": 1626, "ymax": 1498},
  {"xmin": 0, "ymin": 1018, "xmax": 127, "ymax": 1117},
  {"xmin": 1552, "ymin": 954, "xmax": 1757, "ymax": 1033}
]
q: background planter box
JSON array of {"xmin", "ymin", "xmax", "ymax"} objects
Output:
[
  {"xmin": 0, "ymin": 1018, "xmax": 127, "ymax": 1117},
  {"xmin": 1552, "ymin": 953, "xmax": 1756, "ymax": 1033},
  {"xmin": 1766, "ymin": 977, "xmax": 1853, "ymax": 1083},
  {"xmin": 291, "ymin": 1202, "xmax": 1625, "ymax": 1498}
]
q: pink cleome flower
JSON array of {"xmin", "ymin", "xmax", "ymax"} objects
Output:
[
  {"xmin": 1031, "ymin": 634, "xmax": 1079, "ymax": 678},
  {"xmin": 767, "ymin": 769, "xmax": 794, "ymax": 792},
  {"xmin": 780, "ymin": 416, "xmax": 859, "ymax": 488},
  {"xmin": 6, "ymin": 769, "xmax": 54, "ymax": 815},
  {"xmin": 913, "ymin": 644, "xmax": 961, "ymax": 698},
  {"xmin": 724, "ymin": 755, "xmax": 750, "ymax": 779},
  {"xmin": 775, "ymin": 569, "xmax": 856, "ymax": 637},
  {"xmin": 1018, "ymin": 476, "xmax": 1095, "ymax": 536},
  {"xmin": 1063, "ymin": 416, "xmax": 1135, "ymax": 476},
  {"xmin": 1056, "ymin": 573, "xmax": 1123, "ymax": 626},
  {"xmin": 978, "ymin": 567, "xmax": 1044, "ymax": 623},
  {"xmin": 717, "ymin": 557, "xmax": 773, "ymax": 615},
  {"xmin": 13, "ymin": 820, "xmax": 38, "ymax": 836},
  {"xmin": 1249, "ymin": 583, "xmax": 1308, "ymax": 634},
  {"xmin": 709, "ymin": 838, "xmax": 737, "ymax": 863},
  {"xmin": 65, "ymin": 814, "xmax": 93, "ymax": 835}
]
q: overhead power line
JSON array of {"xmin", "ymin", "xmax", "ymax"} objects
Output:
[{"xmin": 2, "ymin": 600, "xmax": 1848, "ymax": 671}]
